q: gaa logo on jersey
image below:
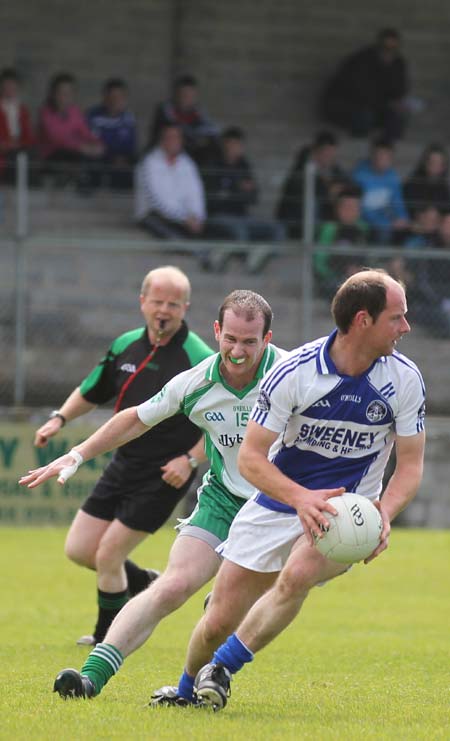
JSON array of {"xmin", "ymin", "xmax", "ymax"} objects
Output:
[
  {"xmin": 417, "ymin": 401, "xmax": 426, "ymax": 420},
  {"xmin": 255, "ymin": 390, "xmax": 271, "ymax": 412},
  {"xmin": 205, "ymin": 411, "xmax": 225, "ymax": 422},
  {"xmin": 365, "ymin": 399, "xmax": 387, "ymax": 423}
]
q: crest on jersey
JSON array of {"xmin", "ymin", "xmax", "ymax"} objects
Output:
[
  {"xmin": 255, "ymin": 389, "xmax": 271, "ymax": 412},
  {"xmin": 365, "ymin": 399, "xmax": 387, "ymax": 423},
  {"xmin": 417, "ymin": 401, "xmax": 426, "ymax": 420}
]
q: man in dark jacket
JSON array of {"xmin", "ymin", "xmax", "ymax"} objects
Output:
[
  {"xmin": 321, "ymin": 28, "xmax": 410, "ymax": 140},
  {"xmin": 276, "ymin": 131, "xmax": 348, "ymax": 238},
  {"xmin": 204, "ymin": 127, "xmax": 285, "ymax": 272}
]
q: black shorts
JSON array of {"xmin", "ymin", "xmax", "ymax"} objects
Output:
[{"xmin": 81, "ymin": 455, "xmax": 196, "ymax": 533}]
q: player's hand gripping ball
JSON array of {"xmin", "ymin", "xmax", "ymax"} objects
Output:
[{"xmin": 314, "ymin": 493, "xmax": 382, "ymax": 564}]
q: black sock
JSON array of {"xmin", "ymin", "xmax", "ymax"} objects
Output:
[
  {"xmin": 124, "ymin": 559, "xmax": 152, "ymax": 597},
  {"xmin": 93, "ymin": 588, "xmax": 128, "ymax": 643}
]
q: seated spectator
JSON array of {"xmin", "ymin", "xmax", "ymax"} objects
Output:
[
  {"xmin": 203, "ymin": 126, "xmax": 285, "ymax": 273},
  {"xmin": 87, "ymin": 77, "xmax": 137, "ymax": 190},
  {"xmin": 392, "ymin": 205, "xmax": 450, "ymax": 337},
  {"xmin": 403, "ymin": 143, "xmax": 450, "ymax": 218},
  {"xmin": 320, "ymin": 28, "xmax": 411, "ymax": 140},
  {"xmin": 0, "ymin": 67, "xmax": 34, "ymax": 183},
  {"xmin": 148, "ymin": 75, "xmax": 220, "ymax": 164},
  {"xmin": 433, "ymin": 210, "xmax": 450, "ymax": 319},
  {"xmin": 37, "ymin": 72, "xmax": 104, "ymax": 190},
  {"xmin": 352, "ymin": 137, "xmax": 408, "ymax": 243},
  {"xmin": 134, "ymin": 123, "xmax": 205, "ymax": 240},
  {"xmin": 276, "ymin": 131, "xmax": 348, "ymax": 238},
  {"xmin": 400, "ymin": 204, "xmax": 440, "ymax": 249},
  {"xmin": 315, "ymin": 185, "xmax": 370, "ymax": 296}
]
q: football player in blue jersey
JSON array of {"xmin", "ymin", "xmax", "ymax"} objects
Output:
[{"xmin": 157, "ymin": 268, "xmax": 426, "ymax": 710}]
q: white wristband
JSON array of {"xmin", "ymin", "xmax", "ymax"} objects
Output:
[{"xmin": 58, "ymin": 448, "xmax": 84, "ymax": 483}]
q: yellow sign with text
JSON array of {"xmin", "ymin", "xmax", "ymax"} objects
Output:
[{"xmin": 0, "ymin": 422, "xmax": 112, "ymax": 525}]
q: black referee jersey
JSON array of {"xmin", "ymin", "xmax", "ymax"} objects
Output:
[{"xmin": 79, "ymin": 321, "xmax": 213, "ymax": 470}]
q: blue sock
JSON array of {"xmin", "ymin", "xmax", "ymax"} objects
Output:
[
  {"xmin": 213, "ymin": 633, "xmax": 254, "ymax": 674},
  {"xmin": 177, "ymin": 669, "xmax": 195, "ymax": 702}
]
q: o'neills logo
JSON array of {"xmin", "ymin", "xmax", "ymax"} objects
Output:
[{"xmin": 256, "ymin": 390, "xmax": 271, "ymax": 412}]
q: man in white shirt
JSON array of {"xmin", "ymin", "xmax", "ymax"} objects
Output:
[{"xmin": 135, "ymin": 123, "xmax": 206, "ymax": 239}]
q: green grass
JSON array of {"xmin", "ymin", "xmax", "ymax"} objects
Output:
[{"xmin": 1, "ymin": 527, "xmax": 449, "ymax": 740}]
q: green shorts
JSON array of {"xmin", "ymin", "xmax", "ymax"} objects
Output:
[{"xmin": 179, "ymin": 481, "xmax": 245, "ymax": 545}]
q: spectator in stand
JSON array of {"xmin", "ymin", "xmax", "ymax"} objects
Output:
[
  {"xmin": 135, "ymin": 123, "xmax": 205, "ymax": 240},
  {"xmin": 433, "ymin": 211, "xmax": 450, "ymax": 320},
  {"xmin": 276, "ymin": 131, "xmax": 348, "ymax": 238},
  {"xmin": 403, "ymin": 143, "xmax": 450, "ymax": 218},
  {"xmin": 87, "ymin": 78, "xmax": 137, "ymax": 190},
  {"xmin": 315, "ymin": 185, "xmax": 370, "ymax": 296},
  {"xmin": 0, "ymin": 68, "xmax": 34, "ymax": 183},
  {"xmin": 352, "ymin": 137, "xmax": 409, "ymax": 244},
  {"xmin": 37, "ymin": 73, "xmax": 104, "ymax": 190},
  {"xmin": 320, "ymin": 28, "xmax": 411, "ymax": 140},
  {"xmin": 149, "ymin": 75, "xmax": 220, "ymax": 165},
  {"xmin": 204, "ymin": 126, "xmax": 285, "ymax": 273},
  {"xmin": 392, "ymin": 205, "xmax": 450, "ymax": 337}
]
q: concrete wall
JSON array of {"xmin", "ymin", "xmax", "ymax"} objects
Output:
[{"xmin": 4, "ymin": 0, "xmax": 450, "ymax": 206}]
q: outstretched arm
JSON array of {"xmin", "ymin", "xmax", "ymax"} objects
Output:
[
  {"xmin": 238, "ymin": 421, "xmax": 344, "ymax": 543},
  {"xmin": 20, "ymin": 407, "xmax": 147, "ymax": 488}
]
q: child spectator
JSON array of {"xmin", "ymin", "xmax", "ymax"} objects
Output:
[
  {"xmin": 352, "ymin": 137, "xmax": 408, "ymax": 243},
  {"xmin": 134, "ymin": 123, "xmax": 205, "ymax": 239},
  {"xmin": 276, "ymin": 131, "xmax": 348, "ymax": 238},
  {"xmin": 0, "ymin": 68, "xmax": 34, "ymax": 183},
  {"xmin": 394, "ymin": 205, "xmax": 450, "ymax": 337},
  {"xmin": 149, "ymin": 75, "xmax": 219, "ymax": 165},
  {"xmin": 403, "ymin": 143, "xmax": 450, "ymax": 218},
  {"xmin": 87, "ymin": 78, "xmax": 137, "ymax": 190},
  {"xmin": 38, "ymin": 73, "xmax": 104, "ymax": 190},
  {"xmin": 315, "ymin": 185, "xmax": 370, "ymax": 296}
]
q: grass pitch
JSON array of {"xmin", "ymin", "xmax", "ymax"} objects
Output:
[{"xmin": 1, "ymin": 526, "xmax": 449, "ymax": 740}]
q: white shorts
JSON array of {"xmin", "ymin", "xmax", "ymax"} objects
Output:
[{"xmin": 217, "ymin": 497, "xmax": 304, "ymax": 573}]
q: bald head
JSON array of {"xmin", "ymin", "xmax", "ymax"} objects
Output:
[
  {"xmin": 141, "ymin": 266, "xmax": 191, "ymax": 302},
  {"xmin": 332, "ymin": 269, "xmax": 405, "ymax": 334}
]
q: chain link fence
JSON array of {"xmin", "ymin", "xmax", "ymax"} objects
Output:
[{"xmin": 1, "ymin": 155, "xmax": 450, "ymax": 411}]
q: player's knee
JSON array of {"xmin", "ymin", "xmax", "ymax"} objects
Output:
[
  {"xmin": 152, "ymin": 572, "xmax": 193, "ymax": 610},
  {"xmin": 64, "ymin": 540, "xmax": 95, "ymax": 569},
  {"xmin": 275, "ymin": 566, "xmax": 311, "ymax": 603},
  {"xmin": 202, "ymin": 607, "xmax": 236, "ymax": 645},
  {"xmin": 95, "ymin": 544, "xmax": 123, "ymax": 574}
]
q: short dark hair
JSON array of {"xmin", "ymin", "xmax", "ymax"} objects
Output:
[
  {"xmin": 0, "ymin": 67, "xmax": 20, "ymax": 85},
  {"xmin": 158, "ymin": 122, "xmax": 182, "ymax": 138},
  {"xmin": 371, "ymin": 136, "xmax": 394, "ymax": 152},
  {"xmin": 313, "ymin": 131, "xmax": 338, "ymax": 149},
  {"xmin": 331, "ymin": 269, "xmax": 391, "ymax": 334},
  {"xmin": 378, "ymin": 28, "xmax": 401, "ymax": 43},
  {"xmin": 174, "ymin": 74, "xmax": 197, "ymax": 89},
  {"xmin": 222, "ymin": 126, "xmax": 245, "ymax": 141},
  {"xmin": 337, "ymin": 184, "xmax": 362, "ymax": 201},
  {"xmin": 218, "ymin": 290, "xmax": 273, "ymax": 337},
  {"xmin": 103, "ymin": 77, "xmax": 127, "ymax": 94}
]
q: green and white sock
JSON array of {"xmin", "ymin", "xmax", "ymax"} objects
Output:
[{"xmin": 81, "ymin": 643, "xmax": 124, "ymax": 695}]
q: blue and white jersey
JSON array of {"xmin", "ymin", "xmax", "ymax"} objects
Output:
[{"xmin": 251, "ymin": 329, "xmax": 426, "ymax": 514}]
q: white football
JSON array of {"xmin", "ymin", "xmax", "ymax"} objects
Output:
[{"xmin": 313, "ymin": 493, "xmax": 383, "ymax": 564}]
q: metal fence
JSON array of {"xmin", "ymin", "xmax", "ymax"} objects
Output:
[{"xmin": 1, "ymin": 155, "xmax": 450, "ymax": 411}]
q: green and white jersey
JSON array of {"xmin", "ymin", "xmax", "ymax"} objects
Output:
[{"xmin": 137, "ymin": 344, "xmax": 285, "ymax": 501}]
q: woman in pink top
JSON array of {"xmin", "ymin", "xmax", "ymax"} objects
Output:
[{"xmin": 38, "ymin": 73, "xmax": 104, "ymax": 189}]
